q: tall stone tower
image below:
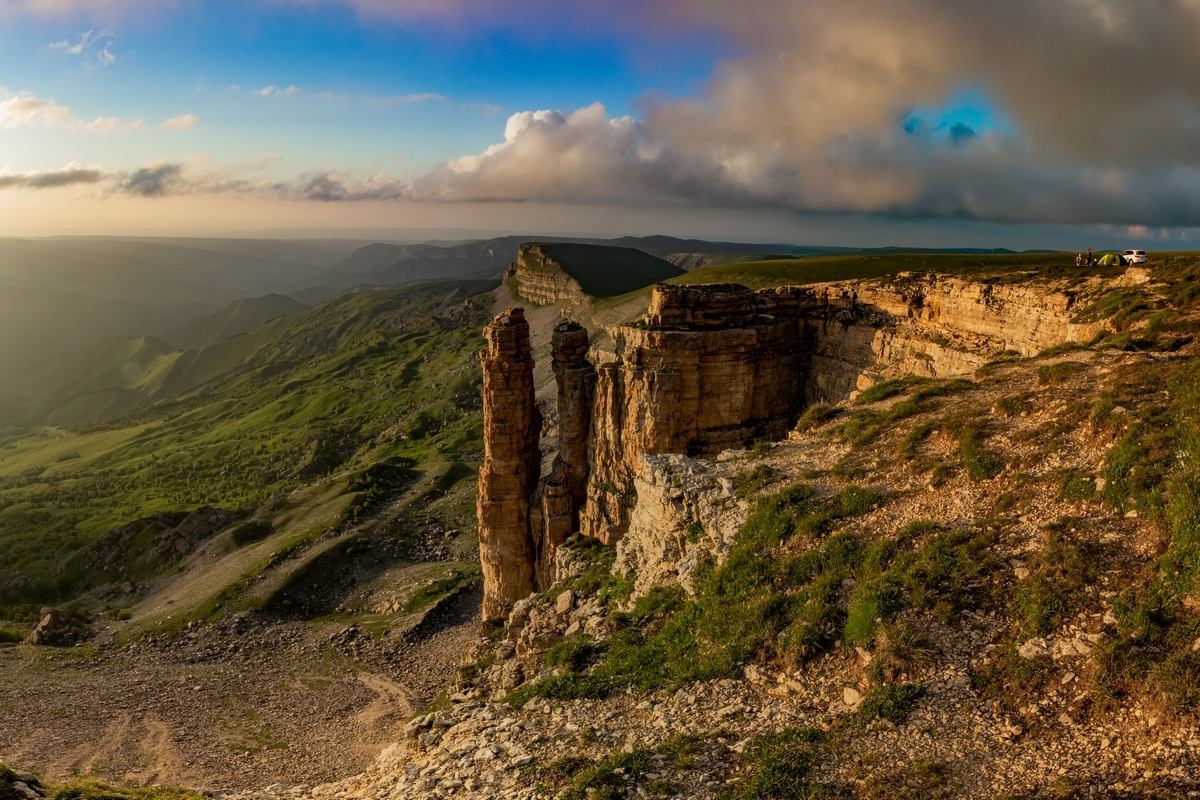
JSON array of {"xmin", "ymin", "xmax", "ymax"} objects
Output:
[{"xmin": 477, "ymin": 308, "xmax": 542, "ymax": 620}]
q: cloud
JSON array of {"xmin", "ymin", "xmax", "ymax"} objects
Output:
[
  {"xmin": 0, "ymin": 88, "xmax": 77, "ymax": 129},
  {"xmin": 379, "ymin": 0, "xmax": 1200, "ymax": 226},
  {"xmin": 48, "ymin": 29, "xmax": 116, "ymax": 66},
  {"xmin": 254, "ymin": 85, "xmax": 301, "ymax": 98},
  {"xmin": 364, "ymin": 92, "xmax": 447, "ymax": 107},
  {"xmin": 0, "ymin": 87, "xmax": 139, "ymax": 132},
  {"xmin": 161, "ymin": 113, "xmax": 197, "ymax": 131},
  {"xmin": 86, "ymin": 116, "xmax": 143, "ymax": 132},
  {"xmin": 0, "ymin": 163, "xmax": 108, "ymax": 190}
]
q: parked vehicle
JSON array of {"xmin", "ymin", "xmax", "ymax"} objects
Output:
[{"xmin": 1121, "ymin": 250, "xmax": 1148, "ymax": 264}]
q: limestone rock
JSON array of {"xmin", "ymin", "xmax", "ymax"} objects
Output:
[{"xmin": 477, "ymin": 308, "xmax": 542, "ymax": 620}]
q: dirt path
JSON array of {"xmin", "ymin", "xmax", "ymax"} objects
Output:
[{"xmin": 0, "ymin": 594, "xmax": 480, "ymax": 791}]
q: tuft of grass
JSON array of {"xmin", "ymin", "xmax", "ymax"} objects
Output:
[
  {"xmin": 0, "ymin": 627, "xmax": 24, "ymax": 644},
  {"xmin": 717, "ymin": 729, "xmax": 827, "ymax": 800},
  {"xmin": 655, "ymin": 733, "xmax": 702, "ymax": 770},
  {"xmin": 1037, "ymin": 362, "xmax": 1078, "ymax": 385},
  {"xmin": 732, "ymin": 465, "xmax": 776, "ymax": 500},
  {"xmin": 1010, "ymin": 529, "xmax": 1091, "ymax": 641},
  {"xmin": 868, "ymin": 620, "xmax": 936, "ymax": 683},
  {"xmin": 959, "ymin": 422, "xmax": 1004, "ymax": 481},
  {"xmin": 864, "ymin": 759, "xmax": 951, "ymax": 800},
  {"xmin": 795, "ymin": 403, "xmax": 839, "ymax": 433},
  {"xmin": 856, "ymin": 377, "xmax": 923, "ymax": 406},
  {"xmin": 558, "ymin": 748, "xmax": 652, "ymax": 800},
  {"xmin": 44, "ymin": 780, "xmax": 204, "ymax": 800},
  {"xmin": 853, "ymin": 683, "xmax": 924, "ymax": 725},
  {"xmin": 545, "ymin": 636, "xmax": 605, "ymax": 673},
  {"xmin": 992, "ymin": 394, "xmax": 1033, "ymax": 417}
]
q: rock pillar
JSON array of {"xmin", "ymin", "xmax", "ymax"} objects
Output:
[
  {"xmin": 534, "ymin": 321, "xmax": 597, "ymax": 586},
  {"xmin": 551, "ymin": 321, "xmax": 596, "ymax": 511},
  {"xmin": 477, "ymin": 308, "xmax": 542, "ymax": 620}
]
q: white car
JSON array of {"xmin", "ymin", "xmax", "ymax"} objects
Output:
[{"xmin": 1121, "ymin": 249, "xmax": 1148, "ymax": 264}]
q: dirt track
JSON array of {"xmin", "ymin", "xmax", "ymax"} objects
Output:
[{"xmin": 0, "ymin": 588, "xmax": 480, "ymax": 791}]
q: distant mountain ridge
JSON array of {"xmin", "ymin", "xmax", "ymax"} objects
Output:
[{"xmin": 162, "ymin": 294, "xmax": 310, "ymax": 351}]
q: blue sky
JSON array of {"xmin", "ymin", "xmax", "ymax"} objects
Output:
[
  {"xmin": 0, "ymin": 2, "xmax": 723, "ymax": 176},
  {"xmin": 5, "ymin": 0, "xmax": 1200, "ymax": 247}
]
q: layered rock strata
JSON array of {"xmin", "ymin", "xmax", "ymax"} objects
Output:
[
  {"xmin": 582, "ymin": 284, "xmax": 807, "ymax": 543},
  {"xmin": 478, "ymin": 275, "xmax": 1101, "ymax": 615},
  {"xmin": 530, "ymin": 321, "xmax": 596, "ymax": 588},
  {"xmin": 476, "ymin": 308, "xmax": 542, "ymax": 620},
  {"xmin": 512, "ymin": 244, "xmax": 588, "ymax": 306}
]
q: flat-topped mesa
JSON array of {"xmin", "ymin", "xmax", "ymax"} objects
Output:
[
  {"xmin": 582, "ymin": 284, "xmax": 807, "ymax": 544},
  {"xmin": 477, "ymin": 307, "xmax": 542, "ymax": 620}
]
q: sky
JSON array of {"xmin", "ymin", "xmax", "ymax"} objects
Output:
[{"xmin": 5, "ymin": 0, "xmax": 1200, "ymax": 248}]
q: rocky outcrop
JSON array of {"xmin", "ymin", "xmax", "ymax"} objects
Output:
[
  {"xmin": 477, "ymin": 273, "xmax": 1102, "ymax": 612},
  {"xmin": 23, "ymin": 607, "xmax": 90, "ymax": 646},
  {"xmin": 583, "ymin": 284, "xmax": 807, "ymax": 543},
  {"xmin": 512, "ymin": 244, "xmax": 588, "ymax": 306},
  {"xmin": 530, "ymin": 322, "xmax": 596, "ymax": 588},
  {"xmin": 801, "ymin": 275, "xmax": 1103, "ymax": 402},
  {"xmin": 476, "ymin": 308, "xmax": 542, "ymax": 620}
]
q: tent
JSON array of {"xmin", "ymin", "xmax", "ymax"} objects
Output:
[{"xmin": 1098, "ymin": 253, "xmax": 1118, "ymax": 266}]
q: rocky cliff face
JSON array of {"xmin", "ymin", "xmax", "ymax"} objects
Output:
[
  {"xmin": 512, "ymin": 244, "xmax": 588, "ymax": 306},
  {"xmin": 529, "ymin": 321, "xmax": 596, "ymax": 588},
  {"xmin": 582, "ymin": 284, "xmax": 807, "ymax": 543},
  {"xmin": 476, "ymin": 274, "xmax": 1100, "ymax": 616},
  {"xmin": 476, "ymin": 308, "xmax": 542, "ymax": 620},
  {"xmin": 802, "ymin": 275, "xmax": 1102, "ymax": 402}
]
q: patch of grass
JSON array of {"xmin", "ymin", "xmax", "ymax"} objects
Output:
[
  {"xmin": 1010, "ymin": 529, "xmax": 1092, "ymax": 641},
  {"xmin": 1055, "ymin": 469, "xmax": 1097, "ymax": 502},
  {"xmin": 656, "ymin": 732, "xmax": 702, "ymax": 770},
  {"xmin": 992, "ymin": 394, "xmax": 1033, "ymax": 417},
  {"xmin": 959, "ymin": 422, "xmax": 1004, "ymax": 481},
  {"xmin": 47, "ymin": 781, "xmax": 204, "ymax": 800},
  {"xmin": 853, "ymin": 683, "xmax": 924, "ymax": 725},
  {"xmin": 509, "ymin": 486, "xmax": 882, "ymax": 704},
  {"xmin": 841, "ymin": 379, "xmax": 974, "ymax": 449},
  {"xmin": 897, "ymin": 423, "xmax": 932, "ymax": 460},
  {"xmin": 864, "ymin": 759, "xmax": 951, "ymax": 800},
  {"xmin": 717, "ymin": 729, "xmax": 827, "ymax": 800},
  {"xmin": 402, "ymin": 566, "xmax": 481, "ymax": 614},
  {"xmin": 551, "ymin": 535, "xmax": 635, "ymax": 607},
  {"xmin": 795, "ymin": 403, "xmax": 839, "ymax": 433},
  {"xmin": 1037, "ymin": 362, "xmax": 1078, "ymax": 385},
  {"xmin": 0, "ymin": 627, "xmax": 24, "ymax": 644},
  {"xmin": 1072, "ymin": 290, "xmax": 1154, "ymax": 329},
  {"xmin": 545, "ymin": 636, "xmax": 605, "ymax": 673},
  {"xmin": 856, "ymin": 377, "xmax": 923, "ymax": 405},
  {"xmin": 868, "ymin": 620, "xmax": 936, "ymax": 683},
  {"xmin": 732, "ymin": 465, "xmax": 776, "ymax": 500},
  {"xmin": 559, "ymin": 748, "xmax": 652, "ymax": 800}
]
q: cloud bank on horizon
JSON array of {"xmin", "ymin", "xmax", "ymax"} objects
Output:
[{"xmin": 7, "ymin": 0, "xmax": 1200, "ymax": 231}]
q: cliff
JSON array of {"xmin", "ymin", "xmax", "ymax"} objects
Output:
[
  {"xmin": 512, "ymin": 244, "xmax": 589, "ymax": 306},
  {"xmin": 477, "ymin": 273, "xmax": 1101, "ymax": 613},
  {"xmin": 476, "ymin": 308, "xmax": 542, "ymax": 620}
]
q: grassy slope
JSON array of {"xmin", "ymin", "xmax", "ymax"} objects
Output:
[
  {"xmin": 535, "ymin": 243, "xmax": 686, "ymax": 297},
  {"xmin": 160, "ymin": 294, "xmax": 310, "ymax": 351},
  {"xmin": 0, "ymin": 280, "xmax": 496, "ymax": 619}
]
